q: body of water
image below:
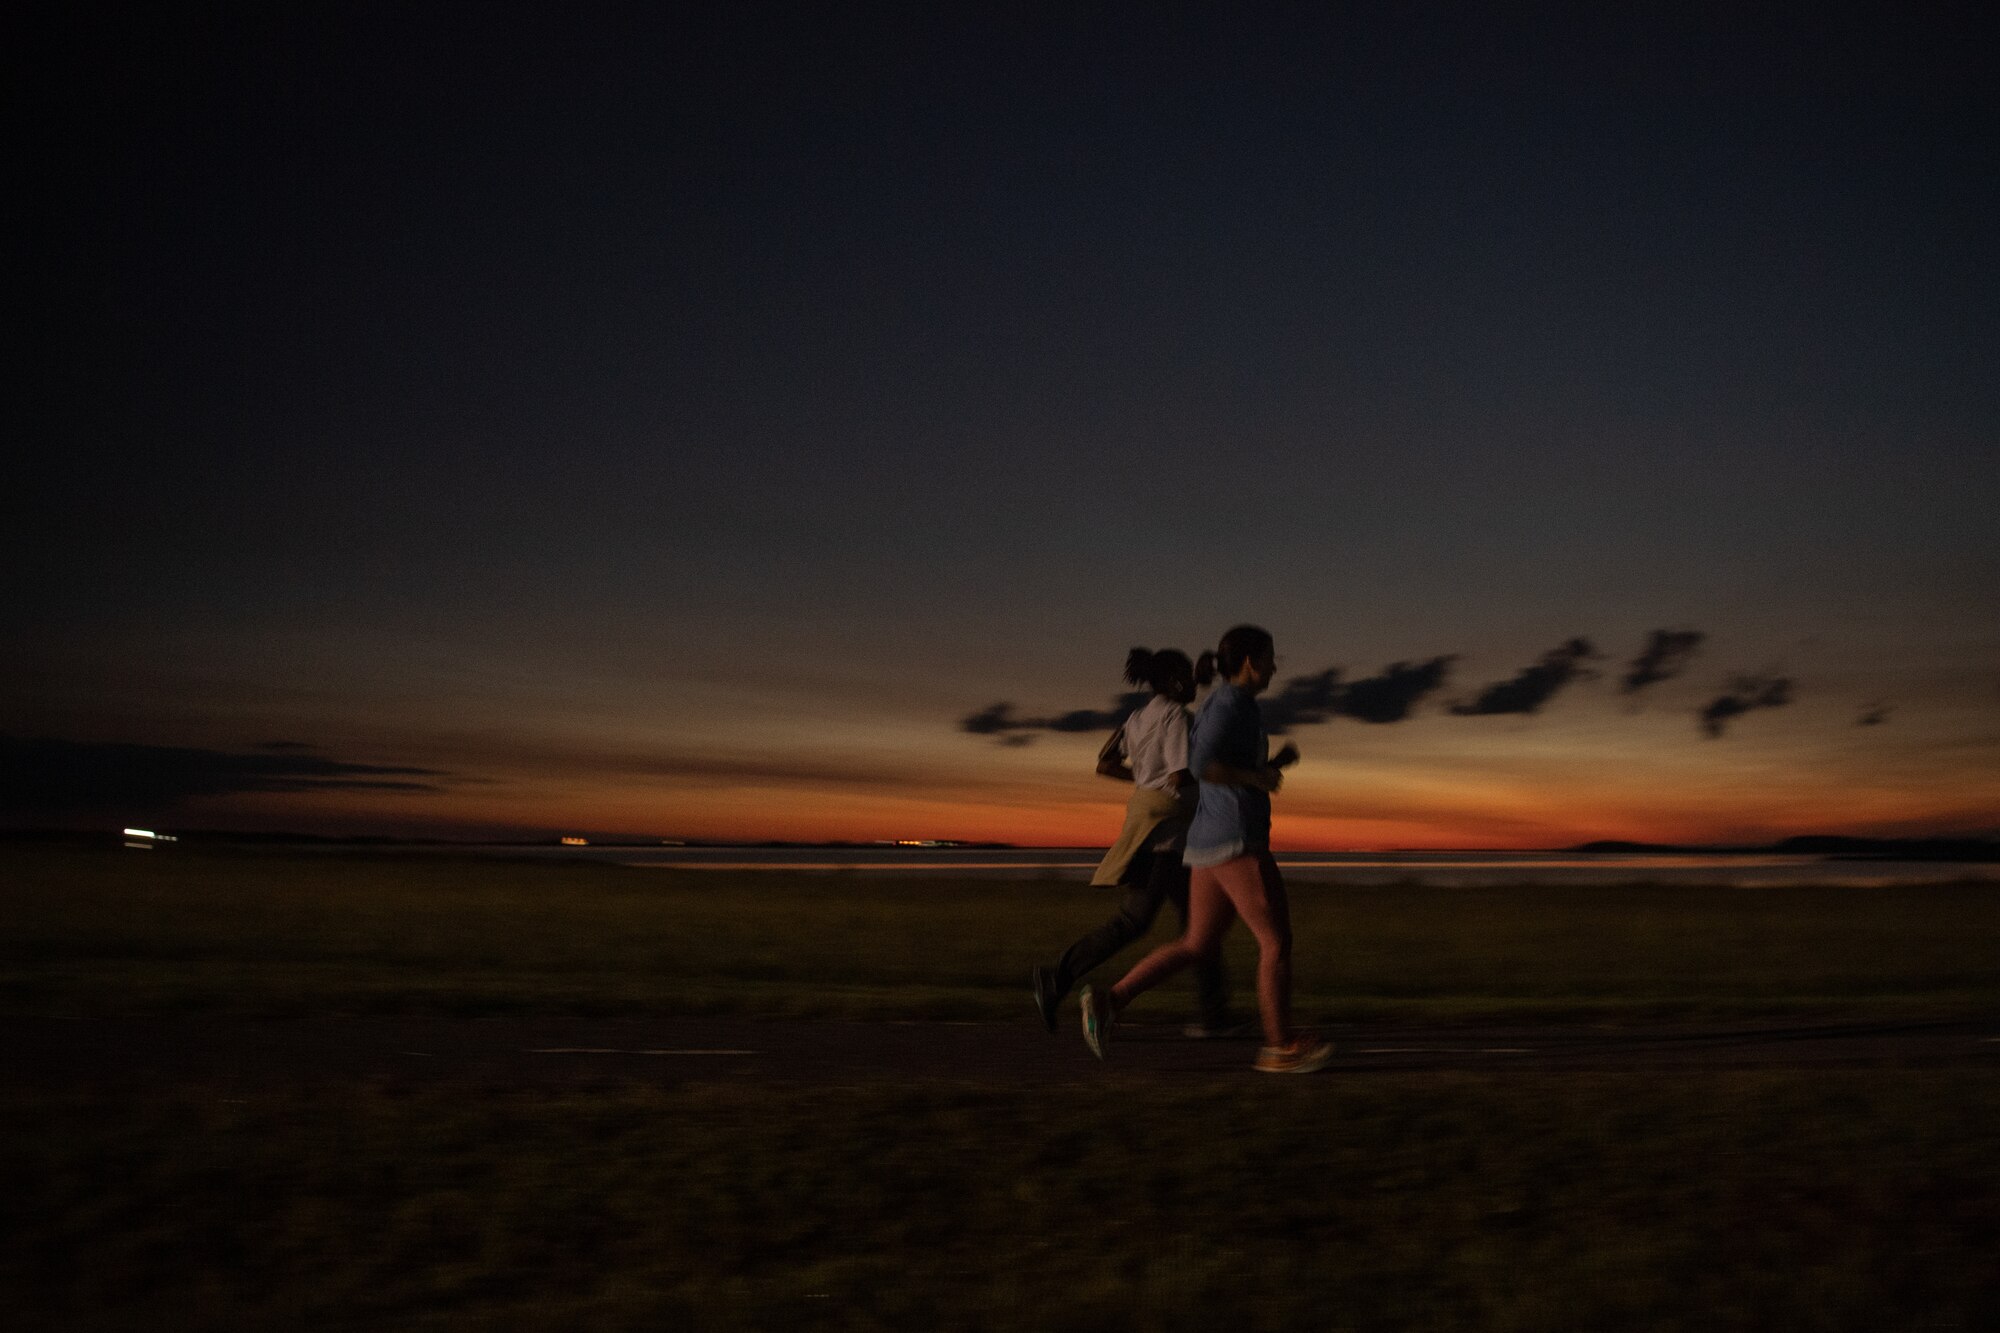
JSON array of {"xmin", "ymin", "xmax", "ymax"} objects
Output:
[{"xmin": 503, "ymin": 845, "xmax": 1998, "ymax": 887}]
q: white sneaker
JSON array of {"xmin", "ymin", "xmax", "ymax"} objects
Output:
[{"xmin": 1080, "ymin": 985, "xmax": 1112, "ymax": 1061}]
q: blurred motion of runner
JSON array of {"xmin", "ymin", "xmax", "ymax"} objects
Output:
[
  {"xmin": 1082, "ymin": 625, "xmax": 1331, "ymax": 1074},
  {"xmin": 1032, "ymin": 648, "xmax": 1238, "ymax": 1037}
]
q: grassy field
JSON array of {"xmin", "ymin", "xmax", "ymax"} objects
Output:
[
  {"xmin": 6, "ymin": 845, "xmax": 1998, "ymax": 1330},
  {"xmin": 4, "ymin": 844, "xmax": 1999, "ymax": 1023},
  {"xmin": 7, "ymin": 1074, "xmax": 1998, "ymax": 1331}
]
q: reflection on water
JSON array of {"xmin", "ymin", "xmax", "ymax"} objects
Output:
[{"xmin": 512, "ymin": 845, "xmax": 1999, "ymax": 888}]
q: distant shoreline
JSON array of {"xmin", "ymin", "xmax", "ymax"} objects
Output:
[
  {"xmin": 5, "ymin": 829, "xmax": 1996, "ymax": 862},
  {"xmin": 1568, "ymin": 836, "xmax": 2000, "ymax": 863}
]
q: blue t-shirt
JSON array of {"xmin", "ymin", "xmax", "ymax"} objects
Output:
[{"xmin": 1184, "ymin": 680, "xmax": 1270, "ymax": 865}]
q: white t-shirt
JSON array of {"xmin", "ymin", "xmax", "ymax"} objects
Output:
[{"xmin": 1117, "ymin": 694, "xmax": 1191, "ymax": 792}]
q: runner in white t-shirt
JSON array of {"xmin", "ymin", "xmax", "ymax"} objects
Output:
[{"xmin": 1030, "ymin": 648, "xmax": 1237, "ymax": 1037}]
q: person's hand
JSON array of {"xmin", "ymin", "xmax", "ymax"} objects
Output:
[
  {"xmin": 1261, "ymin": 767, "xmax": 1285, "ymax": 794},
  {"xmin": 1270, "ymin": 741, "xmax": 1300, "ymax": 769}
]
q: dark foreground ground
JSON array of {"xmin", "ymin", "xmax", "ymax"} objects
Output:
[
  {"xmin": 11, "ymin": 1017, "xmax": 2000, "ymax": 1331},
  {"xmin": 12, "ymin": 1013, "xmax": 1998, "ymax": 1090},
  {"xmin": 9, "ymin": 855, "xmax": 1999, "ymax": 1328}
]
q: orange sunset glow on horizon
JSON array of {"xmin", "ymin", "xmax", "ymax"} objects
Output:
[{"xmin": 127, "ymin": 682, "xmax": 1999, "ymax": 850}]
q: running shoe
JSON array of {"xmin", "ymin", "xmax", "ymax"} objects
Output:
[
  {"xmin": 1080, "ymin": 984, "xmax": 1112, "ymax": 1061},
  {"xmin": 1254, "ymin": 1033, "xmax": 1334, "ymax": 1074},
  {"xmin": 1031, "ymin": 966, "xmax": 1059, "ymax": 1034}
]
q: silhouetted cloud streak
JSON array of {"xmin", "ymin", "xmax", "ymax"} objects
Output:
[
  {"xmin": 970, "ymin": 659, "xmax": 1454, "ymax": 743},
  {"xmin": 958, "ymin": 693, "xmax": 1150, "ymax": 743},
  {"xmin": 1260, "ymin": 670, "xmax": 1345, "ymax": 735},
  {"xmin": 957, "ymin": 638, "xmax": 1836, "ymax": 744},
  {"xmin": 1857, "ymin": 702, "xmax": 1893, "ymax": 727},
  {"xmin": 958, "ymin": 703, "xmax": 1020, "ymax": 736},
  {"xmin": 1622, "ymin": 629, "xmax": 1705, "ymax": 694},
  {"xmin": 1698, "ymin": 676, "xmax": 1796, "ymax": 737},
  {"xmin": 1263, "ymin": 659, "xmax": 1456, "ymax": 733},
  {"xmin": 1, "ymin": 736, "xmax": 448, "ymax": 816},
  {"xmin": 1044, "ymin": 700, "xmax": 1148, "ymax": 733},
  {"xmin": 1451, "ymin": 639, "xmax": 1599, "ymax": 716},
  {"xmin": 1339, "ymin": 657, "xmax": 1457, "ymax": 724}
]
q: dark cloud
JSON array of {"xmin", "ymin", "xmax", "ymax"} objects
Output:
[
  {"xmin": 1, "ymin": 736, "xmax": 449, "ymax": 816},
  {"xmin": 1261, "ymin": 659, "xmax": 1456, "ymax": 733},
  {"xmin": 1698, "ymin": 676, "xmax": 1796, "ymax": 737},
  {"xmin": 1337, "ymin": 657, "xmax": 1456, "ymax": 725},
  {"xmin": 1044, "ymin": 701, "xmax": 1144, "ymax": 733},
  {"xmin": 256, "ymin": 739, "xmax": 318, "ymax": 751},
  {"xmin": 1261, "ymin": 669, "xmax": 1345, "ymax": 735},
  {"xmin": 1621, "ymin": 629, "xmax": 1705, "ymax": 694},
  {"xmin": 958, "ymin": 703, "xmax": 1021, "ymax": 736},
  {"xmin": 957, "ymin": 693, "xmax": 1150, "ymax": 743},
  {"xmin": 1450, "ymin": 639, "xmax": 1599, "ymax": 716},
  {"xmin": 971, "ymin": 659, "xmax": 1455, "ymax": 742},
  {"xmin": 1857, "ymin": 701, "xmax": 1893, "ymax": 727}
]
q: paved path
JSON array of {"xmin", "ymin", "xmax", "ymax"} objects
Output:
[{"xmin": 8, "ymin": 1014, "xmax": 1998, "ymax": 1090}]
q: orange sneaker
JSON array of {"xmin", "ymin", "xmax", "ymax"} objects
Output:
[{"xmin": 1254, "ymin": 1033, "xmax": 1333, "ymax": 1074}]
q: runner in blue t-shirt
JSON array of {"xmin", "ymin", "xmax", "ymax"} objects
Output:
[{"xmin": 1080, "ymin": 625, "xmax": 1333, "ymax": 1074}]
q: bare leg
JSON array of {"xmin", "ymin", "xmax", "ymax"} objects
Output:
[
  {"xmin": 1110, "ymin": 865, "xmax": 1236, "ymax": 1010},
  {"xmin": 1162, "ymin": 858, "xmax": 1231, "ymax": 1027},
  {"xmin": 1205, "ymin": 852, "xmax": 1293, "ymax": 1046}
]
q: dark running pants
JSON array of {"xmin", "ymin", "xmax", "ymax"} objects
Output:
[{"xmin": 1050, "ymin": 847, "xmax": 1230, "ymax": 1026}]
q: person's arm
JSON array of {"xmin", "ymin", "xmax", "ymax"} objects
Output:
[{"xmin": 1095, "ymin": 724, "xmax": 1133, "ymax": 782}]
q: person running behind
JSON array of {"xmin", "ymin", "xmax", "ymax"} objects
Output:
[
  {"xmin": 1031, "ymin": 648, "xmax": 1238, "ymax": 1037},
  {"xmin": 1080, "ymin": 624, "xmax": 1332, "ymax": 1074}
]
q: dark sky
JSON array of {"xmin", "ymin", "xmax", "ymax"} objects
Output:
[{"xmin": 10, "ymin": 4, "xmax": 1997, "ymax": 844}]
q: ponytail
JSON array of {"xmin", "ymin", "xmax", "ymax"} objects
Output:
[{"xmin": 1124, "ymin": 646, "xmax": 1196, "ymax": 696}]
